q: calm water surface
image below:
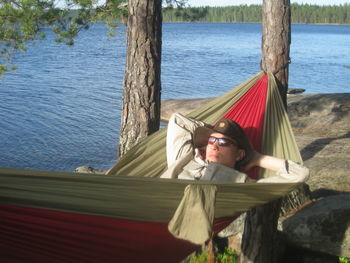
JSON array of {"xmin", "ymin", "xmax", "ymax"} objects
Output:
[{"xmin": 0, "ymin": 23, "xmax": 349, "ymax": 172}]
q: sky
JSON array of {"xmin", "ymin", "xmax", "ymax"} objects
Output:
[{"xmin": 186, "ymin": 0, "xmax": 350, "ymax": 6}]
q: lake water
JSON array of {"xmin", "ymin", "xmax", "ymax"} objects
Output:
[{"xmin": 0, "ymin": 23, "xmax": 349, "ymax": 172}]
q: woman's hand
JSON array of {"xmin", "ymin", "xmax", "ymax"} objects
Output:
[
  {"xmin": 242, "ymin": 151, "xmax": 286, "ymax": 172},
  {"xmin": 241, "ymin": 151, "xmax": 262, "ymax": 172}
]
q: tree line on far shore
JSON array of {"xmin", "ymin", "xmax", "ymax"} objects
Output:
[{"xmin": 162, "ymin": 3, "xmax": 350, "ymax": 24}]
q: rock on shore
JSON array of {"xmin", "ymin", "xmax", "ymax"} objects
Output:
[{"xmin": 287, "ymin": 94, "xmax": 350, "ymax": 194}]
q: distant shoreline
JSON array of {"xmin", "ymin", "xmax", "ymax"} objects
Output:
[
  {"xmin": 162, "ymin": 21, "xmax": 350, "ymax": 26},
  {"xmin": 162, "ymin": 4, "xmax": 350, "ymax": 25}
]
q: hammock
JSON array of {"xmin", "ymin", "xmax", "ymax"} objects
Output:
[
  {"xmin": 107, "ymin": 72, "xmax": 301, "ymax": 179},
  {"xmin": 0, "ymin": 72, "xmax": 302, "ymax": 263}
]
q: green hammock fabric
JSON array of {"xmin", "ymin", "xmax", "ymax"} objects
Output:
[
  {"xmin": 0, "ymin": 167, "xmax": 297, "ymax": 222},
  {"xmin": 260, "ymin": 73, "xmax": 302, "ymax": 178}
]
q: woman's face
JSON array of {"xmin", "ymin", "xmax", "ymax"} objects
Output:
[{"xmin": 205, "ymin": 132, "xmax": 245, "ymax": 168}]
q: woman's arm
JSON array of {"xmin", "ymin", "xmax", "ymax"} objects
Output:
[
  {"xmin": 244, "ymin": 151, "xmax": 309, "ymax": 183},
  {"xmin": 166, "ymin": 113, "xmax": 205, "ymax": 167},
  {"xmin": 243, "ymin": 151, "xmax": 285, "ymax": 172}
]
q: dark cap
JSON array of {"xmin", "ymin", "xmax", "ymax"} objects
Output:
[{"xmin": 193, "ymin": 119, "xmax": 253, "ymax": 166}]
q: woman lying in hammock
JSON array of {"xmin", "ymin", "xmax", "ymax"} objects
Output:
[{"xmin": 160, "ymin": 113, "xmax": 309, "ymax": 183}]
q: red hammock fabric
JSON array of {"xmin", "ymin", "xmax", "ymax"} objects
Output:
[
  {"xmin": 0, "ymin": 203, "xmax": 233, "ymax": 263},
  {"xmin": 222, "ymin": 74, "xmax": 268, "ymax": 150},
  {"xmin": 0, "ymin": 75, "xmax": 269, "ymax": 262},
  {"xmin": 222, "ymin": 74, "xmax": 268, "ymax": 179}
]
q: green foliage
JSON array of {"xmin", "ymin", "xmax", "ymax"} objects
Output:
[
  {"xmin": 339, "ymin": 257, "xmax": 350, "ymax": 263},
  {"xmin": 163, "ymin": 0, "xmax": 187, "ymax": 9},
  {"xmin": 94, "ymin": 0, "xmax": 127, "ymax": 37},
  {"xmin": 189, "ymin": 247, "xmax": 238, "ymax": 263},
  {"xmin": 1, "ymin": 0, "xmax": 56, "ymax": 74},
  {"xmin": 217, "ymin": 247, "xmax": 238, "ymax": 263},
  {"xmin": 163, "ymin": 4, "xmax": 262, "ymax": 23},
  {"xmin": 189, "ymin": 250, "xmax": 208, "ymax": 263},
  {"xmin": 163, "ymin": 5, "xmax": 209, "ymax": 22},
  {"xmin": 0, "ymin": 0, "xmax": 126, "ymax": 75},
  {"xmin": 163, "ymin": 3, "xmax": 350, "ymax": 24}
]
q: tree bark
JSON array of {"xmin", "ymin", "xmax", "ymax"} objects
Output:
[
  {"xmin": 119, "ymin": 0, "xmax": 162, "ymax": 157},
  {"xmin": 261, "ymin": 0, "xmax": 291, "ymax": 107},
  {"xmin": 239, "ymin": 201, "xmax": 282, "ymax": 263},
  {"xmin": 240, "ymin": 1, "xmax": 291, "ymax": 263}
]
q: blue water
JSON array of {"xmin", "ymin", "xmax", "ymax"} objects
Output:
[{"xmin": 1, "ymin": 23, "xmax": 349, "ymax": 172}]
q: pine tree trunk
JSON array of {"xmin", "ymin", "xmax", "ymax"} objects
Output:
[
  {"xmin": 239, "ymin": 201, "xmax": 282, "ymax": 263},
  {"xmin": 261, "ymin": 0, "xmax": 291, "ymax": 108},
  {"xmin": 240, "ymin": 1, "xmax": 291, "ymax": 263},
  {"xmin": 119, "ymin": 0, "xmax": 162, "ymax": 157}
]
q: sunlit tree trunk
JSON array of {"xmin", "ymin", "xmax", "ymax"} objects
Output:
[
  {"xmin": 240, "ymin": 1, "xmax": 291, "ymax": 262},
  {"xmin": 119, "ymin": 0, "xmax": 162, "ymax": 156},
  {"xmin": 260, "ymin": 0, "xmax": 291, "ymax": 107}
]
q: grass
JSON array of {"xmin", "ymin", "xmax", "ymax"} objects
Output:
[
  {"xmin": 189, "ymin": 248, "xmax": 349, "ymax": 263},
  {"xmin": 189, "ymin": 247, "xmax": 238, "ymax": 263}
]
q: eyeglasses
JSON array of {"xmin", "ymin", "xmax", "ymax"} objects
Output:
[{"xmin": 208, "ymin": 136, "xmax": 236, "ymax": 147}]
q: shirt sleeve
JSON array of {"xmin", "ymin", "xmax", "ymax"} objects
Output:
[
  {"xmin": 257, "ymin": 160, "xmax": 309, "ymax": 183},
  {"xmin": 166, "ymin": 113, "xmax": 205, "ymax": 167}
]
